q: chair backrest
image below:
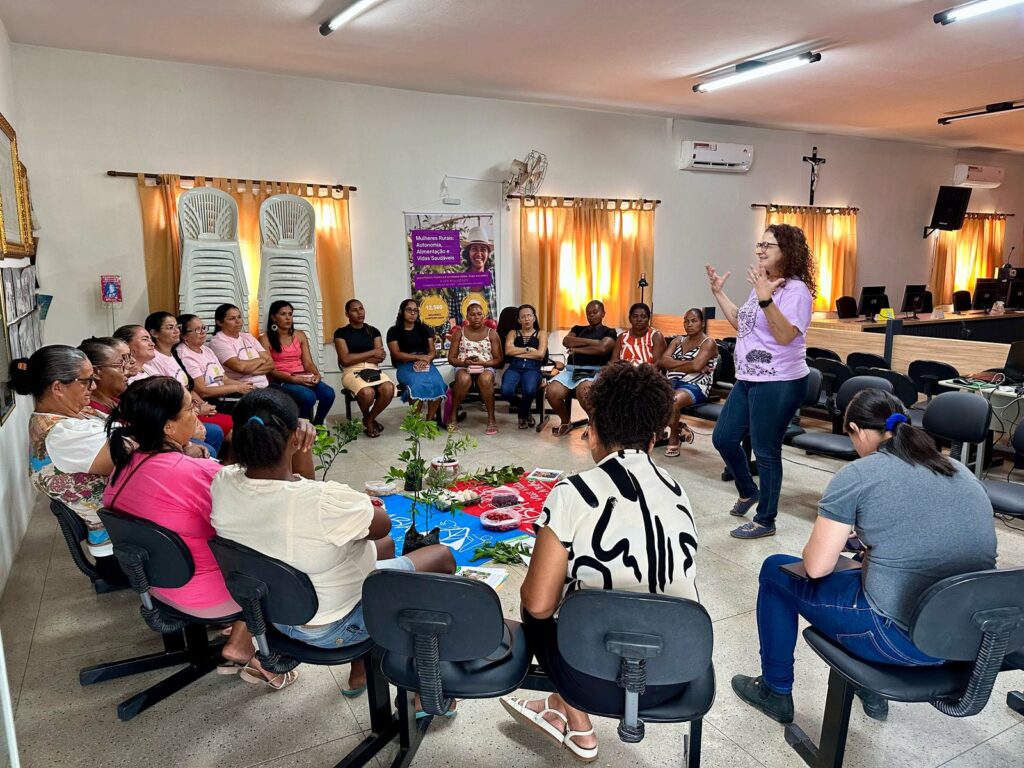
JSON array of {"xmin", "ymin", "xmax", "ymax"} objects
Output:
[
  {"xmin": 802, "ymin": 366, "xmax": 823, "ymax": 406},
  {"xmin": 1014, "ymin": 424, "xmax": 1024, "ymax": 456},
  {"xmin": 556, "ymin": 590, "xmax": 713, "ymax": 687},
  {"xmin": 921, "ymin": 391, "xmax": 992, "ymax": 444},
  {"xmin": 835, "ymin": 296, "xmax": 858, "ymax": 319},
  {"xmin": 807, "ymin": 346, "xmax": 841, "ymax": 362},
  {"xmin": 208, "ymin": 536, "xmax": 319, "ymax": 627},
  {"xmin": 713, "ymin": 339, "xmax": 735, "ymax": 384},
  {"xmin": 811, "ymin": 358, "xmax": 854, "ymax": 395},
  {"xmin": 50, "ymin": 499, "xmax": 87, "ymax": 542},
  {"xmin": 97, "ymin": 507, "xmax": 195, "ymax": 588},
  {"xmin": 908, "ymin": 359, "xmax": 960, "ymax": 397},
  {"xmin": 846, "ymin": 351, "xmax": 888, "ymax": 375},
  {"xmin": 836, "ymin": 375, "xmax": 894, "ymax": 414},
  {"xmin": 952, "ymin": 290, "xmax": 972, "ymax": 313},
  {"xmin": 260, "ymin": 194, "xmax": 315, "ymax": 248},
  {"xmin": 178, "ymin": 187, "xmax": 238, "ymax": 241},
  {"xmin": 362, "ymin": 570, "xmax": 506, "ymax": 662},
  {"xmin": 865, "ymin": 368, "xmax": 918, "ymax": 409}
]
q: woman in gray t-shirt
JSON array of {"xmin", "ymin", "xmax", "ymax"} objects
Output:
[{"xmin": 732, "ymin": 389, "xmax": 996, "ymax": 725}]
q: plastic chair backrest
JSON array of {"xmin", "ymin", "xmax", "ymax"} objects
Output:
[
  {"xmin": 714, "ymin": 339, "xmax": 736, "ymax": 384},
  {"xmin": 178, "ymin": 188, "xmax": 238, "ymax": 241},
  {"xmin": 97, "ymin": 507, "xmax": 195, "ymax": 588},
  {"xmin": 208, "ymin": 536, "xmax": 319, "ymax": 627},
  {"xmin": 922, "ymin": 391, "xmax": 992, "ymax": 444},
  {"xmin": 908, "ymin": 360, "xmax": 960, "ymax": 396},
  {"xmin": 807, "ymin": 347, "xmax": 841, "ymax": 362},
  {"xmin": 952, "ymin": 291, "xmax": 972, "ymax": 313},
  {"xmin": 557, "ymin": 590, "xmax": 713, "ymax": 686},
  {"xmin": 835, "ymin": 296, "xmax": 858, "ymax": 319},
  {"xmin": 496, "ymin": 306, "xmax": 520, "ymax": 341},
  {"xmin": 802, "ymin": 367, "xmax": 823, "ymax": 407},
  {"xmin": 866, "ymin": 368, "xmax": 919, "ymax": 409},
  {"xmin": 361, "ymin": 570, "xmax": 506, "ymax": 662},
  {"xmin": 50, "ymin": 499, "xmax": 87, "ymax": 542},
  {"xmin": 911, "ymin": 568, "xmax": 1024, "ymax": 660},
  {"xmin": 836, "ymin": 375, "xmax": 894, "ymax": 414},
  {"xmin": 811, "ymin": 359, "xmax": 854, "ymax": 394},
  {"xmin": 1014, "ymin": 424, "xmax": 1024, "ymax": 456},
  {"xmin": 847, "ymin": 352, "xmax": 888, "ymax": 374},
  {"xmin": 260, "ymin": 195, "xmax": 315, "ymax": 248}
]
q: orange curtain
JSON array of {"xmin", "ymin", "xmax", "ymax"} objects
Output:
[
  {"xmin": 764, "ymin": 206, "xmax": 857, "ymax": 313},
  {"xmin": 929, "ymin": 214, "xmax": 1006, "ymax": 305},
  {"xmin": 520, "ymin": 197, "xmax": 656, "ymax": 329},
  {"xmin": 135, "ymin": 176, "xmax": 354, "ymax": 340}
]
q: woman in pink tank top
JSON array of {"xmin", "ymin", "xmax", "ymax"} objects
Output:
[
  {"xmin": 612, "ymin": 302, "xmax": 666, "ymax": 365},
  {"xmin": 258, "ymin": 300, "xmax": 335, "ymax": 425}
]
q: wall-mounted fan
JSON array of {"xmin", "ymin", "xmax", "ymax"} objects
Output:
[{"xmin": 502, "ymin": 150, "xmax": 547, "ymax": 198}]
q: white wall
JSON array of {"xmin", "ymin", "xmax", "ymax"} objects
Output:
[
  {"xmin": 0, "ymin": 18, "xmax": 35, "ymax": 594},
  {"xmin": 9, "ymin": 44, "xmax": 1024, "ymax": 355}
]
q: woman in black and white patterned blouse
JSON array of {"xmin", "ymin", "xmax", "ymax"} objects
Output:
[{"xmin": 500, "ymin": 361, "xmax": 700, "ymax": 762}]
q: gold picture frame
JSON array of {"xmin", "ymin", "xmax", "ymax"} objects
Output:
[{"xmin": 0, "ymin": 111, "xmax": 35, "ymax": 258}]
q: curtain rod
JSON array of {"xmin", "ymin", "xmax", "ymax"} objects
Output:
[
  {"xmin": 965, "ymin": 211, "xmax": 1015, "ymax": 217},
  {"xmin": 509, "ymin": 194, "xmax": 661, "ymax": 205},
  {"xmin": 106, "ymin": 170, "xmax": 357, "ymax": 193},
  {"xmin": 751, "ymin": 203, "xmax": 859, "ymax": 212}
]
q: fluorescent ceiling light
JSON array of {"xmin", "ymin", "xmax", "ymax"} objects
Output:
[
  {"xmin": 320, "ymin": 0, "xmax": 387, "ymax": 35},
  {"xmin": 934, "ymin": 0, "xmax": 1024, "ymax": 24},
  {"xmin": 693, "ymin": 52, "xmax": 821, "ymax": 93},
  {"xmin": 938, "ymin": 101, "xmax": 1024, "ymax": 125}
]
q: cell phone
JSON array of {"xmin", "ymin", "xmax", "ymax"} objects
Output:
[{"xmin": 780, "ymin": 556, "xmax": 861, "ymax": 582}]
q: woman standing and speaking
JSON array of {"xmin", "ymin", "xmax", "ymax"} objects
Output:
[{"xmin": 706, "ymin": 224, "xmax": 814, "ymax": 539}]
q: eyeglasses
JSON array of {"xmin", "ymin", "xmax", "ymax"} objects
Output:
[
  {"xmin": 94, "ymin": 362, "xmax": 129, "ymax": 372},
  {"xmin": 404, "ymin": 307, "xmax": 419, "ymax": 313},
  {"xmin": 67, "ymin": 376, "xmax": 100, "ymax": 387},
  {"xmin": 182, "ymin": 326, "xmax": 207, "ymax": 335},
  {"xmin": 755, "ymin": 241, "xmax": 780, "ymax": 250}
]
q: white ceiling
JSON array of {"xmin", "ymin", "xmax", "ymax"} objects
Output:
[{"xmin": 3, "ymin": 0, "xmax": 1024, "ymax": 151}]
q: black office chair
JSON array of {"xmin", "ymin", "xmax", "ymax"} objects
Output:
[
  {"xmin": 863, "ymin": 368, "xmax": 926, "ymax": 427},
  {"xmin": 921, "ymin": 391, "xmax": 992, "ymax": 477},
  {"xmin": 362, "ymin": 570, "xmax": 533, "ymax": 764},
  {"xmin": 542, "ymin": 589, "xmax": 715, "ymax": 767},
  {"xmin": 811, "ymin": 359, "xmax": 854, "ymax": 417},
  {"xmin": 806, "ymin": 347, "xmax": 842, "ymax": 362},
  {"xmin": 845, "ymin": 352, "xmax": 888, "ymax": 376},
  {"xmin": 208, "ymin": 536, "xmax": 397, "ymax": 768},
  {"xmin": 784, "ymin": 567, "xmax": 1024, "ymax": 768},
  {"xmin": 48, "ymin": 499, "xmax": 126, "ymax": 593},
  {"xmin": 952, "ymin": 290, "xmax": 972, "ymax": 314},
  {"xmin": 835, "ymin": 296, "xmax": 858, "ymax": 319},
  {"xmin": 908, "ymin": 360, "xmax": 959, "ymax": 406},
  {"xmin": 1006, "ymin": 650, "xmax": 1024, "ymax": 714},
  {"xmin": 981, "ymin": 426, "xmax": 1024, "ymax": 519},
  {"xmin": 81, "ymin": 508, "xmax": 240, "ymax": 721},
  {"xmin": 791, "ymin": 376, "xmax": 894, "ymax": 460},
  {"xmin": 783, "ymin": 368, "xmax": 824, "ymax": 445}
]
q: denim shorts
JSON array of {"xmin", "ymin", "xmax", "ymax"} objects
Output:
[
  {"xmin": 670, "ymin": 379, "xmax": 707, "ymax": 404},
  {"xmin": 273, "ymin": 556, "xmax": 415, "ymax": 648}
]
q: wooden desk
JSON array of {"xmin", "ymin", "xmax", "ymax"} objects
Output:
[{"xmin": 810, "ymin": 312, "xmax": 1024, "ymax": 344}]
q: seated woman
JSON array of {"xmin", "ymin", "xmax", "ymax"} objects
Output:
[
  {"xmin": 210, "ymin": 388, "xmax": 455, "ymax": 695},
  {"xmin": 208, "ymin": 303, "xmax": 274, "ymax": 389},
  {"xmin": 658, "ymin": 308, "xmax": 719, "ymax": 455},
  {"xmin": 447, "ymin": 300, "xmax": 504, "ymax": 435},
  {"xmin": 79, "ymin": 337, "xmax": 132, "ymax": 415},
  {"xmin": 103, "ymin": 377, "xmax": 295, "ymax": 689},
  {"xmin": 113, "ymin": 324, "xmax": 155, "ymax": 383},
  {"xmin": 175, "ymin": 313, "xmax": 254, "ymax": 411},
  {"xmin": 10, "ymin": 345, "xmax": 124, "ymax": 585},
  {"xmin": 500, "ymin": 304, "xmax": 548, "ymax": 430},
  {"xmin": 502, "ymin": 362, "xmax": 699, "ymax": 761},
  {"xmin": 611, "ymin": 301, "xmax": 666, "ymax": 365},
  {"xmin": 732, "ymin": 389, "xmax": 997, "ymax": 725},
  {"xmin": 259, "ymin": 300, "xmax": 335, "ymax": 426},
  {"xmin": 386, "ymin": 299, "xmax": 448, "ymax": 423},
  {"xmin": 333, "ymin": 298, "xmax": 395, "ymax": 437}
]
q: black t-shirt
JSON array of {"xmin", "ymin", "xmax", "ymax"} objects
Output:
[
  {"xmin": 386, "ymin": 323, "xmax": 435, "ymax": 355},
  {"xmin": 567, "ymin": 323, "xmax": 617, "ymax": 367},
  {"xmin": 333, "ymin": 324, "xmax": 380, "ymax": 354}
]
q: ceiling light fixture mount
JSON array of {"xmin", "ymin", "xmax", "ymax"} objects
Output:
[
  {"xmin": 320, "ymin": 0, "xmax": 388, "ymax": 36},
  {"xmin": 938, "ymin": 100, "xmax": 1024, "ymax": 125},
  {"xmin": 693, "ymin": 52, "xmax": 821, "ymax": 93},
  {"xmin": 934, "ymin": 0, "xmax": 1024, "ymax": 25}
]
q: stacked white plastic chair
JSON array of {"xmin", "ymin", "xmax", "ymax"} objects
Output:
[
  {"xmin": 257, "ymin": 194, "xmax": 324, "ymax": 370},
  {"xmin": 177, "ymin": 187, "xmax": 249, "ymax": 332}
]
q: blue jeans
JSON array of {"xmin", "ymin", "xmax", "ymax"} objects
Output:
[
  {"xmin": 712, "ymin": 377, "xmax": 807, "ymax": 527},
  {"xmin": 272, "ymin": 380, "xmax": 336, "ymax": 425},
  {"xmin": 757, "ymin": 554, "xmax": 942, "ymax": 694},
  {"xmin": 501, "ymin": 359, "xmax": 543, "ymax": 419}
]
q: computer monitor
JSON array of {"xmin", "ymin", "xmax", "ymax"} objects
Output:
[
  {"xmin": 857, "ymin": 286, "xmax": 888, "ymax": 320},
  {"xmin": 972, "ymin": 279, "xmax": 1001, "ymax": 312},
  {"xmin": 1005, "ymin": 281, "xmax": 1024, "ymax": 311},
  {"xmin": 900, "ymin": 285, "xmax": 930, "ymax": 317}
]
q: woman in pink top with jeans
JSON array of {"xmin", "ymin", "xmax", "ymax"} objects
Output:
[
  {"xmin": 103, "ymin": 376, "xmax": 297, "ymax": 689},
  {"xmin": 258, "ymin": 300, "xmax": 335, "ymax": 425},
  {"xmin": 706, "ymin": 224, "xmax": 814, "ymax": 539}
]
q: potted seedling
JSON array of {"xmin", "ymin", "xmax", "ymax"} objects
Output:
[
  {"xmin": 430, "ymin": 431, "xmax": 477, "ymax": 483},
  {"xmin": 311, "ymin": 419, "xmax": 363, "ymax": 480}
]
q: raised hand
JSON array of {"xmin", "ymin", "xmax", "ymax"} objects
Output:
[
  {"xmin": 705, "ymin": 263, "xmax": 731, "ymax": 294},
  {"xmin": 747, "ymin": 264, "xmax": 785, "ymax": 302}
]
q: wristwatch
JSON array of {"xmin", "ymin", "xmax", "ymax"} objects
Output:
[{"xmin": 758, "ymin": 297, "xmax": 774, "ymax": 309}]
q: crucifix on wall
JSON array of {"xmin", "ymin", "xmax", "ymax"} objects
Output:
[{"xmin": 802, "ymin": 146, "xmax": 826, "ymax": 205}]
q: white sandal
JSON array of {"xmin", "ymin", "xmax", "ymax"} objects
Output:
[
  {"xmin": 500, "ymin": 695, "xmax": 598, "ymax": 762},
  {"xmin": 563, "ymin": 726, "xmax": 599, "ymax": 762}
]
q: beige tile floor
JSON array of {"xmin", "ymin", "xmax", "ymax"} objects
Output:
[{"xmin": 1, "ymin": 403, "xmax": 1023, "ymax": 768}]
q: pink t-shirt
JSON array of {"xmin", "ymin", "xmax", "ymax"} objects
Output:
[
  {"xmin": 142, "ymin": 350, "xmax": 190, "ymax": 388},
  {"xmin": 269, "ymin": 335, "xmax": 306, "ymax": 375},
  {"xmin": 176, "ymin": 343, "xmax": 228, "ymax": 387},
  {"xmin": 208, "ymin": 332, "xmax": 269, "ymax": 388},
  {"xmin": 102, "ymin": 452, "xmax": 230, "ymax": 613},
  {"xmin": 734, "ymin": 279, "xmax": 813, "ymax": 382}
]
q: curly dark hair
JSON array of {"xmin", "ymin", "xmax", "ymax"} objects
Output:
[
  {"xmin": 766, "ymin": 224, "xmax": 818, "ymax": 298},
  {"xmin": 588, "ymin": 361, "xmax": 674, "ymax": 451}
]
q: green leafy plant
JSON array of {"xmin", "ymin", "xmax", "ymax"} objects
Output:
[
  {"xmin": 472, "ymin": 540, "xmax": 533, "ymax": 565},
  {"xmin": 311, "ymin": 419, "xmax": 362, "ymax": 480},
  {"xmin": 464, "ymin": 464, "xmax": 526, "ymax": 487}
]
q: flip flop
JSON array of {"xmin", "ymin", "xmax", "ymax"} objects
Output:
[
  {"xmin": 678, "ymin": 422, "xmax": 695, "ymax": 445},
  {"xmin": 485, "ymin": 423, "xmax": 498, "ymax": 436},
  {"xmin": 342, "ymin": 685, "xmax": 367, "ymax": 698},
  {"xmin": 664, "ymin": 444, "xmax": 681, "ymax": 458},
  {"xmin": 216, "ymin": 660, "xmax": 246, "ymax": 675},
  {"xmin": 553, "ymin": 423, "xmax": 571, "ymax": 437},
  {"xmin": 239, "ymin": 662, "xmax": 299, "ymax": 690}
]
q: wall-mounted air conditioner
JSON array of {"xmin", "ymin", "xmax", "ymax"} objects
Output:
[
  {"xmin": 953, "ymin": 163, "xmax": 1004, "ymax": 189},
  {"xmin": 679, "ymin": 140, "xmax": 753, "ymax": 173}
]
